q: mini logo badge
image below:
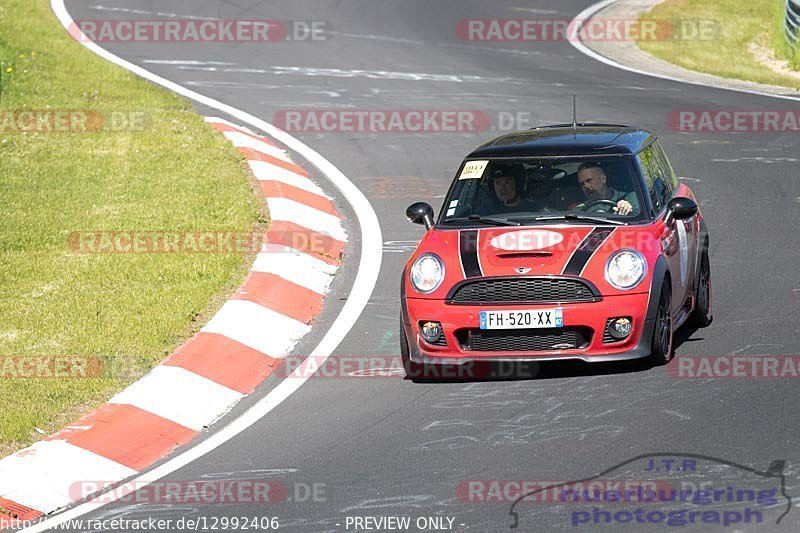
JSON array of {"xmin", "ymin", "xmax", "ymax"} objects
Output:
[{"xmin": 515, "ymin": 267, "xmax": 531, "ymax": 274}]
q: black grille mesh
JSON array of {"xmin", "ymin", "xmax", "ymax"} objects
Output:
[
  {"xmin": 428, "ymin": 334, "xmax": 448, "ymax": 347},
  {"xmin": 460, "ymin": 328, "xmax": 591, "ymax": 352},
  {"xmin": 449, "ymin": 278, "xmax": 596, "ymax": 304},
  {"xmin": 603, "ymin": 319, "xmax": 615, "ymax": 343}
]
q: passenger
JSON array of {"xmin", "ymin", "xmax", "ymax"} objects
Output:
[{"xmin": 476, "ymin": 164, "xmax": 542, "ymax": 216}]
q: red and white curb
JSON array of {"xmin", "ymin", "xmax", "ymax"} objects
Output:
[{"xmin": 0, "ymin": 117, "xmax": 346, "ymax": 523}]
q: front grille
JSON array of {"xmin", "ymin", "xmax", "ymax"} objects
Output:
[
  {"xmin": 458, "ymin": 327, "xmax": 591, "ymax": 352},
  {"xmin": 448, "ymin": 277, "xmax": 597, "ymax": 304}
]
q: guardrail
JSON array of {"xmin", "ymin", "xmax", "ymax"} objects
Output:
[{"xmin": 787, "ymin": 0, "xmax": 800, "ymax": 47}]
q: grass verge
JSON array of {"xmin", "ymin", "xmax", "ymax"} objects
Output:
[
  {"xmin": 638, "ymin": 0, "xmax": 800, "ymax": 90},
  {"xmin": 772, "ymin": 1, "xmax": 800, "ymax": 70},
  {"xmin": 0, "ymin": 0, "xmax": 262, "ymax": 455}
]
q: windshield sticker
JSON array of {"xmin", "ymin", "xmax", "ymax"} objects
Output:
[
  {"xmin": 459, "ymin": 160, "xmax": 489, "ymax": 180},
  {"xmin": 449, "ymin": 200, "xmax": 459, "ymax": 208},
  {"xmin": 446, "ymin": 207, "xmax": 457, "ymax": 216}
]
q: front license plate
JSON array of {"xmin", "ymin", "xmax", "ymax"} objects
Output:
[{"xmin": 479, "ymin": 308, "xmax": 563, "ymax": 330}]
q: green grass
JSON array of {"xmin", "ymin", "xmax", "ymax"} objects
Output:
[
  {"xmin": 638, "ymin": 0, "xmax": 800, "ymax": 90},
  {"xmin": 0, "ymin": 0, "xmax": 263, "ymax": 455},
  {"xmin": 772, "ymin": 2, "xmax": 800, "ymax": 70}
]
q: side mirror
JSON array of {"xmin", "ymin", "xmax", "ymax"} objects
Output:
[
  {"xmin": 665, "ymin": 197, "xmax": 698, "ymax": 224},
  {"xmin": 406, "ymin": 202, "xmax": 435, "ymax": 230}
]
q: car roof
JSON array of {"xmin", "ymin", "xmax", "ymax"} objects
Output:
[{"xmin": 466, "ymin": 124, "xmax": 655, "ymax": 158}]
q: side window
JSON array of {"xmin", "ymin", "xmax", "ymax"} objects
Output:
[
  {"xmin": 637, "ymin": 145, "xmax": 670, "ymax": 213},
  {"xmin": 653, "ymin": 142, "xmax": 680, "ymax": 192}
]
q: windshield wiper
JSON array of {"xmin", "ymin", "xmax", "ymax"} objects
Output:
[
  {"xmin": 446, "ymin": 215, "xmax": 522, "ymax": 226},
  {"xmin": 532, "ymin": 214, "xmax": 628, "ymax": 226}
]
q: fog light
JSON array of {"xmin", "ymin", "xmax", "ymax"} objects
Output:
[
  {"xmin": 420, "ymin": 321, "xmax": 442, "ymax": 343},
  {"xmin": 608, "ymin": 317, "xmax": 632, "ymax": 340}
]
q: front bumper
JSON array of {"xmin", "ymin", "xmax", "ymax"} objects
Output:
[{"xmin": 403, "ymin": 292, "xmax": 654, "ymax": 365}]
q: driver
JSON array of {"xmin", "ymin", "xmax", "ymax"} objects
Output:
[
  {"xmin": 476, "ymin": 163, "xmax": 542, "ymax": 215},
  {"xmin": 575, "ymin": 162, "xmax": 639, "ymax": 216}
]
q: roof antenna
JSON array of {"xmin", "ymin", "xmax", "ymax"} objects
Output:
[{"xmin": 571, "ymin": 94, "xmax": 578, "ymax": 130}]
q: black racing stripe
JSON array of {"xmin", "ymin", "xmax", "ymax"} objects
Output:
[
  {"xmin": 562, "ymin": 227, "xmax": 615, "ymax": 276},
  {"xmin": 459, "ymin": 230, "xmax": 482, "ymax": 278}
]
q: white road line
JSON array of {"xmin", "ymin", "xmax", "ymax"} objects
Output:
[
  {"xmin": 248, "ymin": 160, "xmax": 328, "ymax": 197},
  {"xmin": 187, "ymin": 80, "xmax": 283, "ymax": 90},
  {"xmin": 90, "ymin": 4, "xmax": 219, "ymax": 20},
  {"xmin": 195, "ymin": 65, "xmax": 521, "ymax": 84},
  {"xmin": 144, "ymin": 60, "xmax": 235, "ymax": 66},
  {"xmin": 222, "ymin": 131, "xmax": 293, "ymax": 163},
  {"xmin": 0, "ymin": 440, "xmax": 136, "ymax": 513},
  {"xmin": 266, "ymin": 197, "xmax": 347, "ymax": 242},
  {"xmin": 108, "ymin": 366, "xmax": 244, "ymax": 431},
  {"xmin": 32, "ymin": 2, "xmax": 382, "ymax": 530},
  {"xmin": 201, "ymin": 300, "xmax": 312, "ymax": 357},
  {"xmin": 253, "ymin": 245, "xmax": 337, "ymax": 295},
  {"xmin": 570, "ymin": 0, "xmax": 800, "ymax": 103}
]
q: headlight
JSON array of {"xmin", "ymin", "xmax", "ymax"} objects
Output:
[
  {"xmin": 410, "ymin": 254, "xmax": 445, "ymax": 294},
  {"xmin": 605, "ymin": 250, "xmax": 646, "ymax": 290}
]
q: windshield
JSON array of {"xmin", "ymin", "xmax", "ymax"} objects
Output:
[{"xmin": 438, "ymin": 156, "xmax": 647, "ymax": 226}]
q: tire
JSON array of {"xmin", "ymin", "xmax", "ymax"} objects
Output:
[
  {"xmin": 688, "ymin": 249, "xmax": 713, "ymax": 328},
  {"xmin": 649, "ymin": 280, "xmax": 674, "ymax": 366}
]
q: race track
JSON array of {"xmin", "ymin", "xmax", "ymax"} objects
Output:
[{"xmin": 41, "ymin": 0, "xmax": 800, "ymax": 531}]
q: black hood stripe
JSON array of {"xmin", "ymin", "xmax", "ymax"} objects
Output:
[
  {"xmin": 562, "ymin": 227, "xmax": 615, "ymax": 276},
  {"xmin": 459, "ymin": 230, "xmax": 482, "ymax": 278}
]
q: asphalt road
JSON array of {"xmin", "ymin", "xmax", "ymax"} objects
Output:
[{"xmin": 51, "ymin": 0, "xmax": 800, "ymax": 531}]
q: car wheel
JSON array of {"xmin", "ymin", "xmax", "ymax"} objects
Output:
[
  {"xmin": 650, "ymin": 281, "xmax": 674, "ymax": 366},
  {"xmin": 400, "ymin": 322, "xmax": 424, "ymax": 379},
  {"xmin": 688, "ymin": 249, "xmax": 713, "ymax": 327}
]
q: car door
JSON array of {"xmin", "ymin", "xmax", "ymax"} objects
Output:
[
  {"xmin": 655, "ymin": 142, "xmax": 698, "ymax": 309},
  {"xmin": 639, "ymin": 144, "xmax": 691, "ymax": 315}
]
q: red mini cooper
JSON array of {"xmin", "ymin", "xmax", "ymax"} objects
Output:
[{"xmin": 401, "ymin": 124, "xmax": 712, "ymax": 378}]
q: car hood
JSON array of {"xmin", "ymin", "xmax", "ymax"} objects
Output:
[
  {"xmin": 455, "ymin": 226, "xmax": 609, "ymax": 277},
  {"xmin": 407, "ymin": 224, "xmax": 659, "ymax": 299}
]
